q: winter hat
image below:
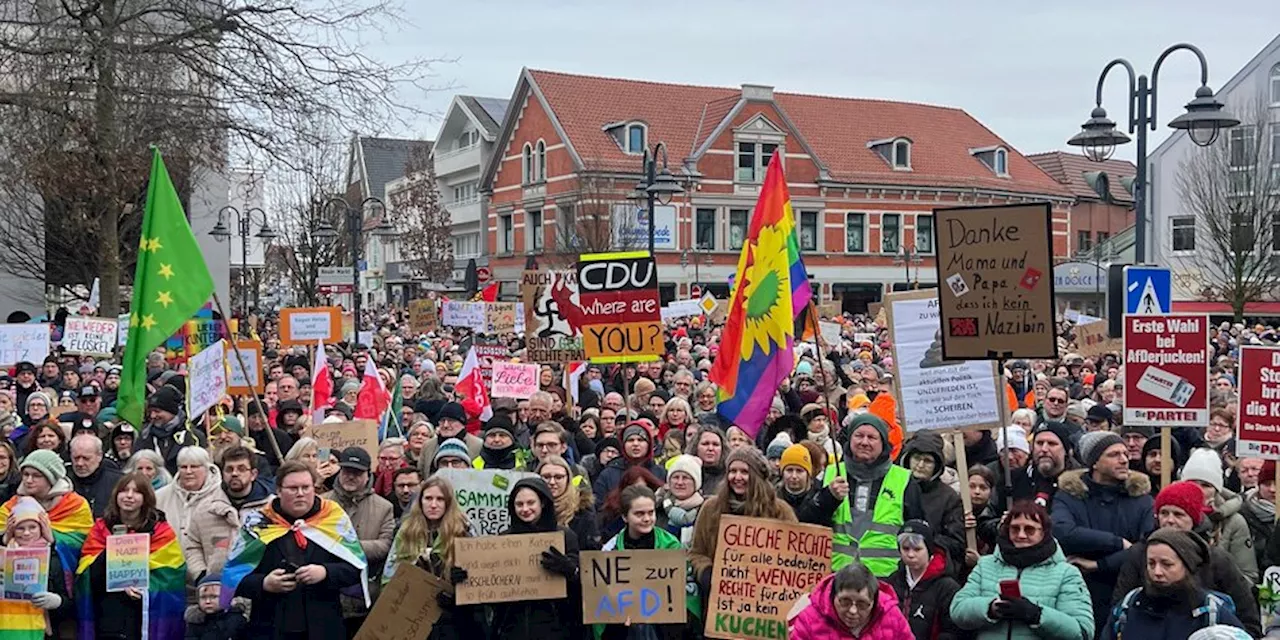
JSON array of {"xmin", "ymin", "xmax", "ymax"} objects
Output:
[
  {"xmin": 1031, "ymin": 421, "xmax": 1074, "ymax": 455},
  {"xmin": 1147, "ymin": 527, "xmax": 1209, "ymax": 574},
  {"xmin": 437, "ymin": 402, "xmax": 467, "ymax": 424},
  {"xmin": 846, "ymin": 413, "xmax": 889, "ymax": 446},
  {"xmin": 1078, "ymin": 431, "xmax": 1124, "ymax": 469},
  {"xmin": 24, "ymin": 391, "xmax": 50, "ymax": 412},
  {"xmin": 1065, "ymin": 402, "xmax": 1086, "ymax": 421},
  {"xmin": 1142, "ymin": 434, "xmax": 1186, "ymax": 470},
  {"xmin": 770, "ymin": 397, "xmax": 785, "ymax": 415},
  {"xmin": 3, "ymin": 496, "xmax": 52, "ymax": 545},
  {"xmin": 433, "ymin": 438, "xmax": 472, "ymax": 467},
  {"xmin": 1086, "ymin": 404, "xmax": 1114, "ymax": 425},
  {"xmin": 632, "ymin": 378, "xmax": 656, "ymax": 396},
  {"xmin": 897, "ymin": 519, "xmax": 935, "ymax": 551},
  {"xmin": 779, "ymin": 444, "xmax": 813, "ymax": 476},
  {"xmin": 197, "ymin": 573, "xmax": 222, "ymax": 595},
  {"xmin": 20, "ymin": 450, "xmax": 66, "ymax": 485},
  {"xmin": 148, "ymin": 385, "xmax": 183, "ymax": 416},
  {"xmin": 621, "ymin": 423, "xmax": 649, "ymax": 444},
  {"xmin": 667, "ymin": 454, "xmax": 703, "ymax": 491},
  {"xmin": 339, "ymin": 381, "xmax": 361, "ymax": 396},
  {"xmin": 1180, "ymin": 447, "xmax": 1225, "ymax": 492},
  {"xmin": 483, "ymin": 414, "xmax": 515, "ymax": 441},
  {"xmin": 597, "ymin": 436, "xmax": 622, "ymax": 457},
  {"xmin": 725, "ymin": 446, "xmax": 769, "ymax": 480},
  {"xmin": 1154, "ymin": 481, "xmax": 1208, "ymax": 526},
  {"xmin": 1262, "ymin": 459, "xmax": 1277, "ymax": 485},
  {"xmin": 995, "ymin": 426, "xmax": 1030, "ymax": 454},
  {"xmin": 219, "ymin": 416, "xmax": 245, "ymax": 437},
  {"xmin": 766, "ymin": 433, "xmax": 793, "ymax": 460},
  {"xmin": 1120, "ymin": 424, "xmax": 1154, "ymax": 438},
  {"xmin": 1188, "ymin": 625, "xmax": 1254, "ymax": 640}
]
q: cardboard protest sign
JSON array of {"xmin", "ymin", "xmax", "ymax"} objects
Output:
[
  {"xmin": 933, "ymin": 203, "xmax": 1057, "ymax": 360},
  {"xmin": 353, "ymin": 562, "xmax": 451, "ymax": 640},
  {"xmin": 280, "ymin": 307, "xmax": 341, "ymax": 345},
  {"xmin": 1237, "ymin": 346, "xmax": 1280, "ymax": 459},
  {"xmin": 491, "ymin": 362, "xmax": 538, "ymax": 399},
  {"xmin": 577, "ymin": 252, "xmax": 662, "ymax": 363},
  {"xmin": 436, "ymin": 468, "xmax": 537, "ymax": 535},
  {"xmin": 581, "ymin": 550, "xmax": 686, "ymax": 625},
  {"xmin": 0, "ymin": 324, "xmax": 49, "ymax": 366},
  {"xmin": 816, "ymin": 301, "xmax": 841, "ymax": 320},
  {"xmin": 186, "ymin": 339, "xmax": 228, "ymax": 418},
  {"xmin": 309, "ymin": 419, "xmax": 379, "ymax": 462},
  {"xmin": 1074, "ymin": 318, "xmax": 1114, "ymax": 357},
  {"xmin": 117, "ymin": 314, "xmax": 130, "ymax": 346},
  {"xmin": 3, "ymin": 546, "xmax": 48, "ymax": 600},
  {"xmin": 106, "ymin": 533, "xmax": 150, "ymax": 591},
  {"xmin": 705, "ymin": 516, "xmax": 830, "ymax": 640},
  {"xmin": 454, "ymin": 532, "xmax": 566, "ymax": 605},
  {"xmin": 1123, "ymin": 314, "xmax": 1209, "ymax": 428},
  {"xmin": 62, "ymin": 316, "xmax": 118, "ymax": 356},
  {"xmin": 485, "ymin": 302, "xmax": 517, "ymax": 334},
  {"xmin": 226, "ymin": 339, "xmax": 264, "ymax": 395},
  {"xmin": 522, "ymin": 269, "xmax": 586, "ymax": 362},
  {"xmin": 885, "ymin": 290, "xmax": 1004, "ymax": 432},
  {"xmin": 441, "ymin": 301, "xmax": 485, "ymax": 331},
  {"xmin": 407, "ymin": 298, "xmax": 438, "ymax": 335}
]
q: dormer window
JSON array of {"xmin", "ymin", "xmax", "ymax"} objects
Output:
[
  {"xmin": 970, "ymin": 145, "xmax": 1010, "ymax": 177},
  {"xmin": 626, "ymin": 124, "xmax": 646, "ymax": 153},
  {"xmin": 604, "ymin": 121, "xmax": 649, "ymax": 155},
  {"xmin": 892, "ymin": 139, "xmax": 911, "ymax": 169},
  {"xmin": 867, "ymin": 137, "xmax": 913, "ymax": 171},
  {"xmin": 995, "ymin": 148, "xmax": 1008, "ymax": 175}
]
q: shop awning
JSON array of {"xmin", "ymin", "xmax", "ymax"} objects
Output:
[{"xmin": 1171, "ymin": 300, "xmax": 1280, "ymax": 315}]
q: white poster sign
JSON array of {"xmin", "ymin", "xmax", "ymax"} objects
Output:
[
  {"xmin": 436, "ymin": 468, "xmax": 538, "ymax": 536},
  {"xmin": 186, "ymin": 340, "xmax": 227, "ymax": 418},
  {"xmin": 441, "ymin": 301, "xmax": 486, "ymax": 331},
  {"xmin": 612, "ymin": 204, "xmax": 677, "ymax": 251},
  {"xmin": 117, "ymin": 314, "xmax": 130, "ymax": 346},
  {"xmin": 0, "ymin": 325, "xmax": 49, "ymax": 366},
  {"xmin": 62, "ymin": 317, "xmax": 118, "ymax": 356},
  {"xmin": 661, "ymin": 299, "xmax": 702, "ymax": 321},
  {"xmin": 819, "ymin": 321, "xmax": 843, "ymax": 347}
]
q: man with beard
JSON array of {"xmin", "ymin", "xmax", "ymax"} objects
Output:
[
  {"xmin": 322, "ymin": 447, "xmax": 394, "ymax": 636},
  {"xmin": 390, "ymin": 467, "xmax": 420, "ymax": 523},
  {"xmin": 1004, "ymin": 422, "xmax": 1076, "ymax": 509},
  {"xmin": 37, "ymin": 357, "xmax": 61, "ymax": 389},
  {"xmin": 100, "ymin": 365, "xmax": 121, "ymax": 407},
  {"xmin": 137, "ymin": 385, "xmax": 206, "ymax": 474},
  {"xmin": 417, "ymin": 402, "xmax": 482, "ymax": 470},
  {"xmin": 220, "ymin": 446, "xmax": 272, "ymax": 515},
  {"xmin": 245, "ymin": 400, "xmax": 293, "ymax": 473},
  {"xmin": 1039, "ymin": 384, "xmax": 1072, "ymax": 426}
]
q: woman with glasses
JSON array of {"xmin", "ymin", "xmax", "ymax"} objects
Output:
[
  {"xmin": 950, "ymin": 500, "xmax": 1094, "ymax": 640},
  {"xmin": 538, "ymin": 455, "xmax": 600, "ymax": 550},
  {"xmin": 789, "ymin": 561, "xmax": 911, "ymax": 640}
]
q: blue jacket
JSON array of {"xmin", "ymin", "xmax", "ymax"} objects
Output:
[
  {"xmin": 950, "ymin": 544, "xmax": 1094, "ymax": 640},
  {"xmin": 1099, "ymin": 588, "xmax": 1245, "ymax": 640}
]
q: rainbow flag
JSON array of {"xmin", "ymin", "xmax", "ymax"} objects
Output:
[
  {"xmin": 0, "ymin": 494, "xmax": 91, "ymax": 599},
  {"xmin": 75, "ymin": 519, "xmax": 186, "ymax": 640},
  {"xmin": 710, "ymin": 151, "xmax": 808, "ymax": 437}
]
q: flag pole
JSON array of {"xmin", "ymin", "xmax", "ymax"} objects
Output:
[
  {"xmin": 211, "ymin": 292, "xmax": 284, "ymax": 465},
  {"xmin": 809, "ymin": 300, "xmax": 840, "ymax": 469}
]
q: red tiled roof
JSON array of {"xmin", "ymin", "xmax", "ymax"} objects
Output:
[
  {"xmin": 1027, "ymin": 151, "xmax": 1135, "ymax": 203},
  {"xmin": 526, "ymin": 69, "xmax": 1072, "ymax": 198}
]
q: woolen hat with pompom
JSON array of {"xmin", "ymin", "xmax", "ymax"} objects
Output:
[{"xmin": 3, "ymin": 496, "xmax": 52, "ymax": 545}]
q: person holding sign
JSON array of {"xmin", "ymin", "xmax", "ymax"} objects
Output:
[
  {"xmin": 490, "ymin": 478, "xmax": 582, "ymax": 640},
  {"xmin": 75, "ymin": 471, "xmax": 187, "ymax": 640},
  {"xmin": 0, "ymin": 496, "xmax": 71, "ymax": 638}
]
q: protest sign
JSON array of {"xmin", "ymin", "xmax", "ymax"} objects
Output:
[
  {"xmin": 577, "ymin": 252, "xmax": 662, "ymax": 363},
  {"xmin": 885, "ymin": 289, "xmax": 1004, "ymax": 432},
  {"xmin": 62, "ymin": 316, "xmax": 118, "ymax": 356},
  {"xmin": 280, "ymin": 307, "xmax": 341, "ymax": 345},
  {"xmin": 226, "ymin": 339, "xmax": 264, "ymax": 395},
  {"xmin": 1237, "ymin": 346, "xmax": 1280, "ymax": 459},
  {"xmin": 441, "ymin": 301, "xmax": 486, "ymax": 332},
  {"xmin": 818, "ymin": 321, "xmax": 842, "ymax": 347},
  {"xmin": 705, "ymin": 516, "xmax": 830, "ymax": 640},
  {"xmin": 0, "ymin": 324, "xmax": 49, "ymax": 367},
  {"xmin": 473, "ymin": 339, "xmax": 511, "ymax": 387},
  {"xmin": 310, "ymin": 419, "xmax": 379, "ymax": 462},
  {"xmin": 1074, "ymin": 318, "xmax": 1114, "ymax": 357},
  {"xmin": 816, "ymin": 301, "xmax": 841, "ymax": 319},
  {"xmin": 117, "ymin": 314, "xmax": 130, "ymax": 346},
  {"xmin": 491, "ymin": 362, "xmax": 538, "ymax": 399},
  {"xmin": 1123, "ymin": 314, "xmax": 1209, "ymax": 427},
  {"xmin": 186, "ymin": 340, "xmax": 228, "ymax": 418},
  {"xmin": 522, "ymin": 269, "xmax": 586, "ymax": 362},
  {"xmin": 353, "ymin": 563, "xmax": 450, "ymax": 640},
  {"xmin": 436, "ymin": 468, "xmax": 537, "ymax": 535},
  {"xmin": 106, "ymin": 533, "xmax": 150, "ymax": 591},
  {"xmin": 661, "ymin": 299, "xmax": 702, "ymax": 321},
  {"xmin": 2, "ymin": 546, "xmax": 48, "ymax": 600},
  {"xmin": 454, "ymin": 532, "xmax": 566, "ymax": 605},
  {"xmin": 485, "ymin": 302, "xmax": 517, "ymax": 334},
  {"xmin": 933, "ymin": 203, "xmax": 1057, "ymax": 360},
  {"xmin": 581, "ymin": 550, "xmax": 686, "ymax": 625},
  {"xmin": 407, "ymin": 298, "xmax": 438, "ymax": 335},
  {"xmin": 358, "ymin": 330, "xmax": 374, "ymax": 347},
  {"xmin": 852, "ymin": 332, "xmax": 876, "ymax": 344}
]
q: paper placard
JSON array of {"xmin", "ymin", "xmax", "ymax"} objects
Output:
[
  {"xmin": 280, "ymin": 307, "xmax": 341, "ymax": 346},
  {"xmin": 62, "ymin": 316, "xmax": 118, "ymax": 356},
  {"xmin": 454, "ymin": 532, "xmax": 566, "ymax": 605},
  {"xmin": 309, "ymin": 419, "xmax": 379, "ymax": 462},
  {"xmin": 816, "ymin": 301, "xmax": 841, "ymax": 319},
  {"xmin": 1123, "ymin": 314, "xmax": 1209, "ymax": 428},
  {"xmin": 1074, "ymin": 318, "xmax": 1114, "ymax": 357},
  {"xmin": 117, "ymin": 314, "xmax": 130, "ymax": 346},
  {"xmin": 358, "ymin": 330, "xmax": 374, "ymax": 347},
  {"xmin": 577, "ymin": 252, "xmax": 662, "ymax": 363},
  {"xmin": 818, "ymin": 321, "xmax": 842, "ymax": 347},
  {"xmin": 491, "ymin": 362, "xmax": 538, "ymax": 399},
  {"xmin": 0, "ymin": 324, "xmax": 49, "ymax": 367},
  {"xmin": 187, "ymin": 340, "xmax": 228, "ymax": 418},
  {"xmin": 661, "ymin": 299, "xmax": 703, "ymax": 321},
  {"xmin": 705, "ymin": 516, "xmax": 830, "ymax": 640},
  {"xmin": 485, "ymin": 302, "xmax": 517, "ymax": 334},
  {"xmin": 407, "ymin": 299, "xmax": 438, "ymax": 335},
  {"xmin": 522, "ymin": 269, "xmax": 586, "ymax": 362},
  {"xmin": 226, "ymin": 340, "xmax": 264, "ymax": 395},
  {"xmin": 441, "ymin": 301, "xmax": 485, "ymax": 332},
  {"xmin": 106, "ymin": 533, "xmax": 150, "ymax": 592},
  {"xmin": 581, "ymin": 550, "xmax": 687, "ymax": 625},
  {"xmin": 852, "ymin": 332, "xmax": 876, "ymax": 344},
  {"xmin": 353, "ymin": 562, "xmax": 451, "ymax": 640},
  {"xmin": 3, "ymin": 546, "xmax": 48, "ymax": 600},
  {"xmin": 436, "ymin": 468, "xmax": 537, "ymax": 535}
]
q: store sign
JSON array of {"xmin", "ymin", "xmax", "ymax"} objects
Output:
[
  {"xmin": 1053, "ymin": 262, "xmax": 1107, "ymax": 294},
  {"xmin": 612, "ymin": 204, "xmax": 676, "ymax": 251}
]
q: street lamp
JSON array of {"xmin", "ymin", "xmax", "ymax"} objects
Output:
[
  {"xmin": 632, "ymin": 142, "xmax": 684, "ymax": 254},
  {"xmin": 314, "ymin": 196, "xmax": 395, "ymax": 343},
  {"xmin": 1067, "ymin": 42, "xmax": 1238, "ymax": 265},
  {"xmin": 210, "ymin": 206, "xmax": 278, "ymax": 319},
  {"xmin": 893, "ymin": 245, "xmax": 923, "ymax": 289}
]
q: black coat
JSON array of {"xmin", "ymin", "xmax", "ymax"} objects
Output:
[
  {"xmin": 776, "ymin": 479, "xmax": 841, "ymax": 527},
  {"xmin": 886, "ymin": 552, "xmax": 961, "ymax": 640},
  {"xmin": 72, "ymin": 462, "xmax": 123, "ymax": 518},
  {"xmin": 184, "ymin": 604, "xmax": 249, "ymax": 640},
  {"xmin": 137, "ymin": 417, "xmax": 207, "ymax": 475},
  {"xmin": 490, "ymin": 478, "xmax": 583, "ymax": 640},
  {"xmin": 899, "ymin": 432, "xmax": 966, "ymax": 566}
]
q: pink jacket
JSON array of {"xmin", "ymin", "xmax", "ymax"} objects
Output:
[{"xmin": 790, "ymin": 575, "xmax": 913, "ymax": 640}]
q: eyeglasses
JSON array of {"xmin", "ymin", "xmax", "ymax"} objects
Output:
[
  {"xmin": 540, "ymin": 473, "xmax": 568, "ymax": 482},
  {"xmin": 1045, "ymin": 397, "xmax": 1066, "ymax": 404},
  {"xmin": 279, "ymin": 485, "xmax": 313, "ymax": 494},
  {"xmin": 1008, "ymin": 524, "xmax": 1042, "ymax": 536},
  {"xmin": 533, "ymin": 441, "xmax": 560, "ymax": 450}
]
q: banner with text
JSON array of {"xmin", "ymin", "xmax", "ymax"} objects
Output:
[
  {"xmin": 354, "ymin": 563, "xmax": 450, "ymax": 640},
  {"xmin": 226, "ymin": 339, "xmax": 264, "ymax": 395},
  {"xmin": 454, "ymin": 532, "xmax": 566, "ymax": 605},
  {"xmin": 522, "ymin": 269, "xmax": 586, "ymax": 362},
  {"xmin": 105, "ymin": 533, "xmax": 149, "ymax": 591},
  {"xmin": 186, "ymin": 340, "xmax": 228, "ymax": 418},
  {"xmin": 0, "ymin": 324, "xmax": 49, "ymax": 367},
  {"xmin": 1237, "ymin": 346, "xmax": 1280, "ymax": 459},
  {"xmin": 577, "ymin": 252, "xmax": 662, "ymax": 363},
  {"xmin": 280, "ymin": 307, "xmax": 341, "ymax": 345},
  {"xmin": 436, "ymin": 468, "xmax": 537, "ymax": 536},
  {"xmin": 407, "ymin": 298, "xmax": 438, "ymax": 335},
  {"xmin": 1123, "ymin": 314, "xmax": 1209, "ymax": 428},
  {"xmin": 310, "ymin": 419, "xmax": 379, "ymax": 462},
  {"xmin": 491, "ymin": 362, "xmax": 539, "ymax": 399},
  {"xmin": 2, "ymin": 546, "xmax": 48, "ymax": 600},
  {"xmin": 62, "ymin": 316, "xmax": 118, "ymax": 356}
]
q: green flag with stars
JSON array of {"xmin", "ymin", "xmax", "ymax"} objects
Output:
[{"xmin": 117, "ymin": 148, "xmax": 215, "ymax": 427}]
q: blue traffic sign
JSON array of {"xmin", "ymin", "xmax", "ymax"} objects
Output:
[{"xmin": 1124, "ymin": 266, "xmax": 1171, "ymax": 315}]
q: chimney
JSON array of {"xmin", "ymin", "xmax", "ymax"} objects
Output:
[{"xmin": 741, "ymin": 84, "xmax": 774, "ymax": 101}]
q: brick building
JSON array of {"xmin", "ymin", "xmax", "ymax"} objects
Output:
[
  {"xmin": 479, "ymin": 68, "xmax": 1074, "ymax": 313},
  {"xmin": 1027, "ymin": 151, "xmax": 1135, "ymax": 258}
]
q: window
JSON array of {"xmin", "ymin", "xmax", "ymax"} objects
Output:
[
  {"xmin": 845, "ymin": 213, "xmax": 865, "ymax": 252},
  {"xmin": 456, "ymin": 129, "xmax": 478, "ymax": 150},
  {"xmin": 1229, "ymin": 126, "xmax": 1256, "ymax": 194},
  {"xmin": 994, "ymin": 148, "xmax": 1008, "ymax": 176},
  {"xmin": 1095, "ymin": 231, "xmax": 1111, "ymax": 246},
  {"xmin": 499, "ymin": 214, "xmax": 514, "ymax": 253},
  {"xmin": 536, "ymin": 140, "xmax": 547, "ymax": 182},
  {"xmin": 522, "ymin": 144, "xmax": 534, "ymax": 185},
  {"xmin": 453, "ymin": 233, "xmax": 481, "ymax": 258},
  {"xmin": 970, "ymin": 146, "xmax": 1009, "ymax": 176},
  {"xmin": 528, "ymin": 209, "xmax": 543, "ymax": 251},
  {"xmin": 1272, "ymin": 63, "xmax": 1280, "ymax": 105},
  {"xmin": 892, "ymin": 139, "xmax": 911, "ymax": 170},
  {"xmin": 736, "ymin": 142, "xmax": 778, "ymax": 183},
  {"xmin": 695, "ymin": 208, "xmax": 716, "ymax": 250},
  {"xmin": 626, "ymin": 124, "xmax": 646, "ymax": 154},
  {"xmin": 729, "ymin": 209, "xmax": 749, "ymax": 250},
  {"xmin": 1171, "ymin": 216, "xmax": 1195, "ymax": 252},
  {"xmin": 799, "ymin": 210, "xmax": 818, "ymax": 251},
  {"xmin": 1273, "ymin": 219, "xmax": 1280, "ymax": 252},
  {"xmin": 1077, "ymin": 231, "xmax": 1093, "ymax": 253},
  {"xmin": 451, "ymin": 182, "xmax": 478, "ymax": 205},
  {"xmin": 881, "ymin": 214, "xmax": 900, "ymax": 253},
  {"xmin": 915, "ymin": 214, "xmax": 933, "ymax": 253}
]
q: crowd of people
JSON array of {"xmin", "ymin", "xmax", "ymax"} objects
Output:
[{"xmin": 0, "ymin": 306, "xmax": 1271, "ymax": 640}]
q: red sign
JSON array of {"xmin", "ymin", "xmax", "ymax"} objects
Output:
[
  {"xmin": 1236, "ymin": 346, "xmax": 1280, "ymax": 459},
  {"xmin": 318, "ymin": 284, "xmax": 354, "ymax": 294},
  {"xmin": 691, "ymin": 285, "xmax": 702, "ymax": 300},
  {"xmin": 1122, "ymin": 314, "xmax": 1209, "ymax": 428},
  {"xmin": 476, "ymin": 266, "xmax": 492, "ymax": 283}
]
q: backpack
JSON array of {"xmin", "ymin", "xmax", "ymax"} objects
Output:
[{"xmin": 1111, "ymin": 587, "xmax": 1234, "ymax": 639}]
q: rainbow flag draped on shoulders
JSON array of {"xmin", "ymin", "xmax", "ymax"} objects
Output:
[
  {"xmin": 0, "ymin": 493, "xmax": 91, "ymax": 640},
  {"xmin": 219, "ymin": 497, "xmax": 368, "ymax": 609},
  {"xmin": 74, "ymin": 518, "xmax": 185, "ymax": 640},
  {"xmin": 710, "ymin": 151, "xmax": 810, "ymax": 438}
]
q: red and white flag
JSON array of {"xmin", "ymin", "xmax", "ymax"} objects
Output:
[
  {"xmin": 565, "ymin": 361, "xmax": 588, "ymax": 406},
  {"xmin": 455, "ymin": 346, "xmax": 493, "ymax": 422},
  {"xmin": 310, "ymin": 340, "xmax": 332, "ymax": 424},
  {"xmin": 354, "ymin": 356, "xmax": 391, "ymax": 421}
]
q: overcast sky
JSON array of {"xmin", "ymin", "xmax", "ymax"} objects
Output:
[{"xmin": 371, "ymin": 1, "xmax": 1278, "ymax": 163}]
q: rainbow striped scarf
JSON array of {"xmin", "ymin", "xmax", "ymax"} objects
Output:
[
  {"xmin": 74, "ymin": 518, "xmax": 186, "ymax": 640},
  {"xmin": 220, "ymin": 497, "xmax": 368, "ymax": 609},
  {"xmin": 0, "ymin": 492, "xmax": 91, "ymax": 597}
]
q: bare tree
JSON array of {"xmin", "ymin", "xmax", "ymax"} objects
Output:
[
  {"xmin": 268, "ymin": 123, "xmax": 347, "ymax": 307},
  {"xmin": 0, "ymin": 0, "xmax": 440, "ymax": 314},
  {"xmin": 545, "ymin": 165, "xmax": 644, "ymax": 268},
  {"xmin": 1174, "ymin": 93, "xmax": 1280, "ymax": 321},
  {"xmin": 386, "ymin": 144, "xmax": 452, "ymax": 284}
]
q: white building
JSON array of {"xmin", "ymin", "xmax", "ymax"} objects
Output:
[{"xmin": 431, "ymin": 95, "xmax": 509, "ymax": 287}]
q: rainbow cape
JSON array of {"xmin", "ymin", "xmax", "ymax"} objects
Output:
[
  {"xmin": 0, "ymin": 493, "xmax": 91, "ymax": 600},
  {"xmin": 709, "ymin": 151, "xmax": 809, "ymax": 438},
  {"xmin": 219, "ymin": 497, "xmax": 368, "ymax": 609},
  {"xmin": 74, "ymin": 518, "xmax": 186, "ymax": 640}
]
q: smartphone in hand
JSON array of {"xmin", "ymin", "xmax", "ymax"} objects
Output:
[{"xmin": 998, "ymin": 580, "xmax": 1021, "ymax": 600}]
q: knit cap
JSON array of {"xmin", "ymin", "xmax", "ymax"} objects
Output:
[
  {"xmin": 1188, "ymin": 625, "xmax": 1254, "ymax": 640},
  {"xmin": 1147, "ymin": 527, "xmax": 1209, "ymax": 574},
  {"xmin": 1031, "ymin": 421, "xmax": 1075, "ymax": 455},
  {"xmin": 21, "ymin": 449, "xmax": 66, "ymax": 485},
  {"xmin": 726, "ymin": 446, "xmax": 769, "ymax": 480},
  {"xmin": 483, "ymin": 414, "xmax": 515, "ymax": 441},
  {"xmin": 433, "ymin": 438, "xmax": 472, "ymax": 467},
  {"xmin": 898, "ymin": 519, "xmax": 935, "ymax": 551},
  {"xmin": 148, "ymin": 385, "xmax": 183, "ymax": 416},
  {"xmin": 621, "ymin": 423, "xmax": 649, "ymax": 444},
  {"xmin": 779, "ymin": 444, "xmax": 813, "ymax": 477},
  {"xmin": 3, "ymin": 496, "xmax": 52, "ymax": 545},
  {"xmin": 1154, "ymin": 481, "xmax": 1208, "ymax": 526},
  {"xmin": 597, "ymin": 437, "xmax": 622, "ymax": 457},
  {"xmin": 766, "ymin": 433, "xmax": 793, "ymax": 460},
  {"xmin": 995, "ymin": 426, "xmax": 1030, "ymax": 454},
  {"xmin": 1078, "ymin": 431, "xmax": 1123, "ymax": 469},
  {"xmin": 666, "ymin": 454, "xmax": 703, "ymax": 491},
  {"xmin": 1181, "ymin": 447, "xmax": 1225, "ymax": 492}
]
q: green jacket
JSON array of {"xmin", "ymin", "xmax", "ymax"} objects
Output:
[
  {"xmin": 950, "ymin": 545, "xmax": 1094, "ymax": 640},
  {"xmin": 593, "ymin": 527, "xmax": 700, "ymax": 640}
]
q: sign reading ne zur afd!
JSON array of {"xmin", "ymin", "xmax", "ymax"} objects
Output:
[
  {"xmin": 581, "ymin": 550, "xmax": 687, "ymax": 625},
  {"xmin": 576, "ymin": 251, "xmax": 663, "ymax": 363},
  {"xmin": 933, "ymin": 203, "xmax": 1058, "ymax": 360}
]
